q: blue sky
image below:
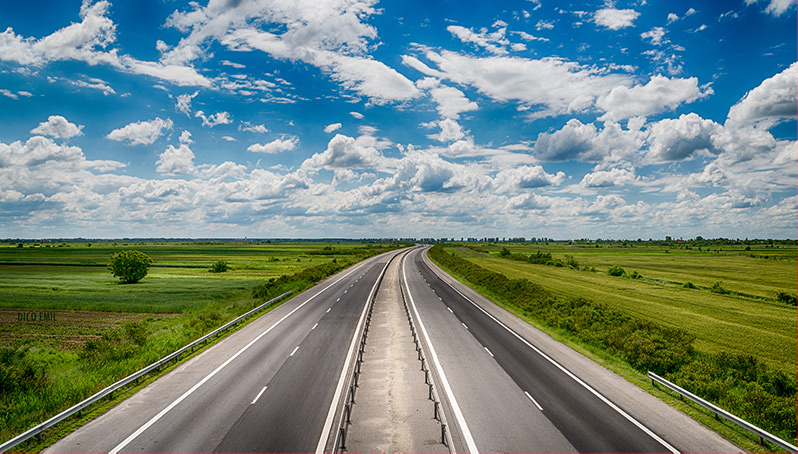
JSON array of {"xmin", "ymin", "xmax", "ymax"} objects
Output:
[{"xmin": 0, "ymin": 0, "xmax": 795, "ymax": 239}]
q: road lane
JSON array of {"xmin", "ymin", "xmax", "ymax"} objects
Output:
[
  {"xmin": 408, "ymin": 247, "xmax": 676, "ymax": 453},
  {"xmin": 215, "ymin": 261, "xmax": 385, "ymax": 452},
  {"xmin": 402, "ymin": 249, "xmax": 577, "ymax": 453},
  {"xmin": 45, "ymin": 251, "xmax": 398, "ymax": 454}
]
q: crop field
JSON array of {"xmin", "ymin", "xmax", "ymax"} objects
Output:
[
  {"xmin": 0, "ymin": 240, "xmax": 401, "ymax": 444},
  {"xmin": 449, "ymin": 242, "xmax": 797, "ymax": 372}
]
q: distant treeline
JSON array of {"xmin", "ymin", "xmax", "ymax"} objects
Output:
[
  {"xmin": 428, "ymin": 244, "xmax": 796, "ymax": 443},
  {"xmin": 424, "ymin": 237, "xmax": 796, "ymax": 246}
]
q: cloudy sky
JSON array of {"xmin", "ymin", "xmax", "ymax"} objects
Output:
[{"xmin": 0, "ymin": 0, "xmax": 795, "ymax": 239}]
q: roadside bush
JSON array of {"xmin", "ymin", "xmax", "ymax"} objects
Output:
[
  {"xmin": 108, "ymin": 250, "xmax": 153, "ymax": 284},
  {"xmin": 527, "ymin": 251, "xmax": 553, "ymax": 265},
  {"xmin": 81, "ymin": 322, "xmax": 148, "ymax": 363},
  {"xmin": 667, "ymin": 352, "xmax": 797, "ymax": 440},
  {"xmin": 209, "ymin": 260, "xmax": 230, "ymax": 273},
  {"xmin": 776, "ymin": 291, "xmax": 797, "ymax": 306},
  {"xmin": 186, "ymin": 311, "xmax": 223, "ymax": 336},
  {"xmin": 607, "ymin": 265, "xmax": 625, "ymax": 276},
  {"xmin": 564, "ymin": 255, "xmax": 580, "ymax": 269},
  {"xmin": 0, "ymin": 348, "xmax": 48, "ymax": 394},
  {"xmin": 709, "ymin": 281, "xmax": 731, "ymax": 294}
]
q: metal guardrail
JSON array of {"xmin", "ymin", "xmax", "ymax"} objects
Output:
[
  {"xmin": 400, "ymin": 252, "xmax": 456, "ymax": 452},
  {"xmin": 0, "ymin": 291, "xmax": 292, "ymax": 454},
  {"xmin": 648, "ymin": 371, "xmax": 797, "ymax": 453},
  {"xmin": 332, "ymin": 252, "xmax": 395, "ymax": 452}
]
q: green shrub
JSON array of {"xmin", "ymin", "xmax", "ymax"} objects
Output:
[
  {"xmin": 709, "ymin": 281, "xmax": 730, "ymax": 294},
  {"xmin": 0, "ymin": 348, "xmax": 48, "ymax": 394},
  {"xmin": 209, "ymin": 260, "xmax": 230, "ymax": 273},
  {"xmin": 80, "ymin": 322, "xmax": 148, "ymax": 363},
  {"xmin": 776, "ymin": 291, "xmax": 797, "ymax": 306},
  {"xmin": 528, "ymin": 251, "xmax": 553, "ymax": 264},
  {"xmin": 564, "ymin": 255, "xmax": 580, "ymax": 269},
  {"xmin": 683, "ymin": 281, "xmax": 696, "ymax": 289},
  {"xmin": 498, "ymin": 247, "xmax": 511, "ymax": 257},
  {"xmin": 608, "ymin": 265, "xmax": 625, "ymax": 276},
  {"xmin": 667, "ymin": 352, "xmax": 797, "ymax": 440},
  {"xmin": 186, "ymin": 311, "xmax": 223, "ymax": 336},
  {"xmin": 628, "ymin": 270, "xmax": 642, "ymax": 279}
]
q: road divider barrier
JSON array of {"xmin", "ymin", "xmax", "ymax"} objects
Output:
[
  {"xmin": 0, "ymin": 291, "xmax": 292, "ymax": 454},
  {"xmin": 648, "ymin": 371, "xmax": 797, "ymax": 453},
  {"xmin": 331, "ymin": 253, "xmax": 397, "ymax": 452},
  {"xmin": 400, "ymin": 253, "xmax": 456, "ymax": 452}
]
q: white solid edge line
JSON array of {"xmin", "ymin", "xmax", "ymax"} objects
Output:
[
  {"xmin": 314, "ymin": 255, "xmax": 392, "ymax": 454},
  {"xmin": 404, "ymin": 252, "xmax": 480, "ymax": 454},
  {"xmin": 109, "ymin": 260, "xmax": 369, "ymax": 454},
  {"xmin": 525, "ymin": 391, "xmax": 544, "ymax": 411},
  {"xmin": 251, "ymin": 386, "xmax": 267, "ymax": 405},
  {"xmin": 421, "ymin": 249, "xmax": 680, "ymax": 454}
]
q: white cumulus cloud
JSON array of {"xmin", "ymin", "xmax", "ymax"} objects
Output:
[
  {"xmin": 726, "ymin": 62, "xmax": 797, "ymax": 129},
  {"xmin": 594, "ymin": 8, "xmax": 641, "ymax": 30},
  {"xmin": 31, "ymin": 115, "xmax": 84, "ymax": 140},
  {"xmin": 107, "ymin": 117, "xmax": 174, "ymax": 146},
  {"xmin": 580, "ymin": 168, "xmax": 637, "ymax": 188},
  {"xmin": 495, "ymin": 165, "xmax": 566, "ymax": 192},
  {"xmin": 247, "ymin": 137, "xmax": 299, "ymax": 154},
  {"xmin": 597, "ymin": 75, "xmax": 712, "ymax": 121},
  {"xmin": 646, "ymin": 113, "xmax": 723, "ymax": 162},
  {"xmin": 195, "ymin": 111, "xmax": 232, "ymax": 128}
]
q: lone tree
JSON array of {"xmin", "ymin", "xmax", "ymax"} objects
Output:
[{"xmin": 108, "ymin": 250, "xmax": 153, "ymax": 284}]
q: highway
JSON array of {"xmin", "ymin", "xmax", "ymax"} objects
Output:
[
  {"xmin": 45, "ymin": 245, "xmax": 741, "ymax": 453},
  {"xmin": 46, "ymin": 250, "xmax": 399, "ymax": 453}
]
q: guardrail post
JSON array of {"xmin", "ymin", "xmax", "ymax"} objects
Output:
[{"xmin": 441, "ymin": 423, "xmax": 447, "ymax": 445}]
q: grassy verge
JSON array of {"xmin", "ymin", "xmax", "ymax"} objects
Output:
[
  {"xmin": 428, "ymin": 244, "xmax": 796, "ymax": 451},
  {"xmin": 0, "ymin": 241, "xmax": 408, "ymax": 447}
]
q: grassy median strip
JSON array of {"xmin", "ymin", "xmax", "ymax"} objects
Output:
[{"xmin": 428, "ymin": 243, "xmax": 796, "ymax": 450}]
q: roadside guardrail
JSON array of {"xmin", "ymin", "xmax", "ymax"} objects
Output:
[
  {"xmin": 0, "ymin": 291, "xmax": 292, "ymax": 454},
  {"xmin": 648, "ymin": 371, "xmax": 797, "ymax": 453},
  {"xmin": 331, "ymin": 252, "xmax": 395, "ymax": 452}
]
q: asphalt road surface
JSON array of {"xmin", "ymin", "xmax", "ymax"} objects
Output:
[{"xmin": 46, "ymin": 250, "xmax": 398, "ymax": 453}]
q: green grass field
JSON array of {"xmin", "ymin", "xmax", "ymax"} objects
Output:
[
  {"xmin": 0, "ymin": 241, "xmax": 381, "ymax": 313},
  {"xmin": 451, "ymin": 242, "xmax": 797, "ymax": 372}
]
